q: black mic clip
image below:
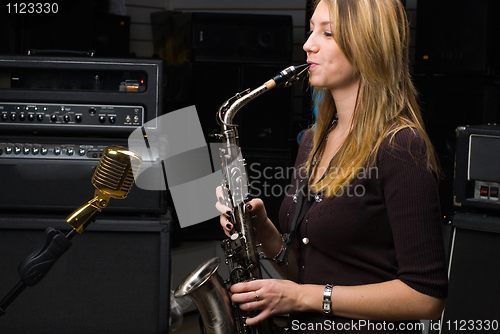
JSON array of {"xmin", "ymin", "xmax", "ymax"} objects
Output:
[
  {"xmin": 18, "ymin": 228, "xmax": 73, "ymax": 286},
  {"xmin": 1, "ymin": 227, "xmax": 76, "ymax": 316}
]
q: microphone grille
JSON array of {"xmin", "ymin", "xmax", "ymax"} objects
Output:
[{"xmin": 92, "ymin": 146, "xmax": 142, "ymax": 199}]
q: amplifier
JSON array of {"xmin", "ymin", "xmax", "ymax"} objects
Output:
[
  {"xmin": 0, "ymin": 136, "xmax": 166, "ymax": 215},
  {"xmin": 0, "ymin": 56, "xmax": 163, "ymax": 136},
  {"xmin": 454, "ymin": 124, "xmax": 500, "ymax": 211}
]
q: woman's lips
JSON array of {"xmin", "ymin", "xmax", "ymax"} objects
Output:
[{"xmin": 308, "ymin": 62, "xmax": 318, "ymax": 71}]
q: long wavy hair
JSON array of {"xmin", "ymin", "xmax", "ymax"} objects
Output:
[{"xmin": 306, "ymin": 0, "xmax": 439, "ymax": 197}]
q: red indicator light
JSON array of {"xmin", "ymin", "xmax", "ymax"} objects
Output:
[{"xmin": 480, "ymin": 186, "xmax": 489, "ymax": 197}]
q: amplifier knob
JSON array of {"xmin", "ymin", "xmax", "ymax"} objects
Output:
[
  {"xmin": 89, "ymin": 107, "xmax": 97, "ymax": 115},
  {"xmin": 67, "ymin": 148, "xmax": 74, "ymax": 156},
  {"xmin": 63, "ymin": 115, "xmax": 70, "ymax": 122},
  {"xmin": 19, "ymin": 113, "xmax": 26, "ymax": 121},
  {"xmin": 50, "ymin": 114, "xmax": 58, "ymax": 122},
  {"xmin": 98, "ymin": 115, "xmax": 106, "ymax": 123},
  {"xmin": 28, "ymin": 114, "xmax": 35, "ymax": 121},
  {"xmin": 32, "ymin": 147, "xmax": 39, "ymax": 155},
  {"xmin": 41, "ymin": 147, "xmax": 48, "ymax": 155},
  {"xmin": 37, "ymin": 114, "xmax": 44, "ymax": 122},
  {"xmin": 10, "ymin": 113, "xmax": 16, "ymax": 121},
  {"xmin": 1, "ymin": 113, "xmax": 7, "ymax": 121},
  {"xmin": 5, "ymin": 146, "xmax": 12, "ymax": 154},
  {"xmin": 78, "ymin": 148, "xmax": 86, "ymax": 156},
  {"xmin": 75, "ymin": 115, "xmax": 83, "ymax": 122},
  {"xmin": 14, "ymin": 147, "xmax": 21, "ymax": 155},
  {"xmin": 109, "ymin": 116, "xmax": 116, "ymax": 123},
  {"xmin": 54, "ymin": 147, "xmax": 61, "ymax": 155},
  {"xmin": 23, "ymin": 147, "xmax": 30, "ymax": 155}
]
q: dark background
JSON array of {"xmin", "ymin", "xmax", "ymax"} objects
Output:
[
  {"xmin": 2, "ymin": 0, "xmax": 499, "ymax": 218},
  {"xmin": 1, "ymin": 1, "xmax": 500, "ymax": 331}
]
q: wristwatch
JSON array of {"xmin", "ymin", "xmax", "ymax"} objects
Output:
[{"xmin": 322, "ymin": 284, "xmax": 334, "ymax": 314}]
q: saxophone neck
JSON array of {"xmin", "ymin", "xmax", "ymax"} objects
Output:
[
  {"xmin": 216, "ymin": 63, "xmax": 310, "ymax": 135},
  {"xmin": 219, "ymin": 83, "xmax": 270, "ymax": 132}
]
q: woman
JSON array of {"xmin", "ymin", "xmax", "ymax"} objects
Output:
[{"xmin": 215, "ymin": 0, "xmax": 448, "ymax": 332}]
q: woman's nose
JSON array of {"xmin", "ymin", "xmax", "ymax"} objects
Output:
[{"xmin": 303, "ymin": 33, "xmax": 318, "ymax": 54}]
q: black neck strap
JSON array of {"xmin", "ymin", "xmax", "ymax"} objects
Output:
[
  {"xmin": 277, "ymin": 156, "xmax": 326, "ymax": 265},
  {"xmin": 276, "ymin": 183, "xmax": 314, "ymax": 265},
  {"xmin": 276, "ymin": 122, "xmax": 335, "ymax": 265}
]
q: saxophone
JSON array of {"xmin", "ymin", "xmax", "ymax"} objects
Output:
[{"xmin": 174, "ymin": 64, "xmax": 309, "ymax": 334}]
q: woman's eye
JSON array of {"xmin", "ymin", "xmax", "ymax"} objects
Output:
[{"xmin": 306, "ymin": 29, "xmax": 333, "ymax": 38}]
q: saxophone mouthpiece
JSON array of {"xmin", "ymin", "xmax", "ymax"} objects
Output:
[
  {"xmin": 294, "ymin": 63, "xmax": 311, "ymax": 73},
  {"xmin": 269, "ymin": 63, "xmax": 310, "ymax": 88}
]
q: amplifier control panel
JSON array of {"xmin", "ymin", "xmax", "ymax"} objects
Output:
[
  {"xmin": 0, "ymin": 102, "xmax": 145, "ymax": 132},
  {"xmin": 0, "ymin": 141, "xmax": 110, "ymax": 160}
]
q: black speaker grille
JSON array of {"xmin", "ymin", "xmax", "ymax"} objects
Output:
[{"xmin": 0, "ymin": 217, "xmax": 171, "ymax": 334}]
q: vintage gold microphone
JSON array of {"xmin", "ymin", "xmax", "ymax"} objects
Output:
[
  {"xmin": 66, "ymin": 146, "xmax": 142, "ymax": 233},
  {"xmin": 0, "ymin": 146, "xmax": 142, "ymax": 317}
]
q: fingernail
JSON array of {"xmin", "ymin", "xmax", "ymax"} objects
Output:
[
  {"xmin": 226, "ymin": 223, "xmax": 232, "ymax": 230},
  {"xmin": 219, "ymin": 196, "xmax": 224, "ymax": 203},
  {"xmin": 246, "ymin": 204, "xmax": 253, "ymax": 210},
  {"xmin": 226, "ymin": 210, "xmax": 232, "ymax": 216}
]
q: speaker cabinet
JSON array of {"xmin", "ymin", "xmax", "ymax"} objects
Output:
[
  {"xmin": 151, "ymin": 11, "xmax": 292, "ymax": 64},
  {"xmin": 164, "ymin": 62, "xmax": 294, "ymax": 151},
  {"xmin": 415, "ymin": 0, "xmax": 500, "ymax": 75},
  {"xmin": 0, "ymin": 213, "xmax": 172, "ymax": 334},
  {"xmin": 431, "ymin": 213, "xmax": 500, "ymax": 333}
]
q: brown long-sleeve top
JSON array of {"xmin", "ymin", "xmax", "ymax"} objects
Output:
[{"xmin": 279, "ymin": 128, "xmax": 448, "ymax": 333}]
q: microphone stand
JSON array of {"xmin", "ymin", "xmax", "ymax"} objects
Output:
[
  {"xmin": 0, "ymin": 146, "xmax": 141, "ymax": 317},
  {"xmin": 0, "ymin": 214, "xmax": 96, "ymax": 317}
]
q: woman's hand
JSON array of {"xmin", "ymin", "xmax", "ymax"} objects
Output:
[
  {"xmin": 215, "ymin": 186, "xmax": 294, "ymax": 279},
  {"xmin": 215, "ymin": 186, "xmax": 269, "ymax": 238},
  {"xmin": 230, "ymin": 279, "xmax": 309, "ymax": 326}
]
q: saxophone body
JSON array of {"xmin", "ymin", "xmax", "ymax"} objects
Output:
[{"xmin": 174, "ymin": 64, "xmax": 309, "ymax": 334}]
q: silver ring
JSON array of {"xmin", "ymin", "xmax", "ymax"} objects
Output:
[{"xmin": 254, "ymin": 291, "xmax": 259, "ymax": 301}]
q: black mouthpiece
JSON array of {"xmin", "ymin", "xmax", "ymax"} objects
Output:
[
  {"xmin": 272, "ymin": 63, "xmax": 310, "ymax": 87},
  {"xmin": 294, "ymin": 63, "xmax": 311, "ymax": 73}
]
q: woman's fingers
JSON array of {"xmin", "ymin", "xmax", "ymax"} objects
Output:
[
  {"xmin": 229, "ymin": 280, "xmax": 297, "ymax": 326},
  {"xmin": 215, "ymin": 186, "xmax": 231, "ymax": 212},
  {"xmin": 220, "ymin": 213, "xmax": 234, "ymax": 236},
  {"xmin": 215, "ymin": 186, "xmax": 234, "ymax": 236}
]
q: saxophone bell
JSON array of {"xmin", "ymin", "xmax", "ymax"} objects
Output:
[{"xmin": 174, "ymin": 257, "xmax": 236, "ymax": 334}]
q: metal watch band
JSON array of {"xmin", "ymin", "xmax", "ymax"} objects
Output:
[{"xmin": 322, "ymin": 284, "xmax": 333, "ymax": 314}]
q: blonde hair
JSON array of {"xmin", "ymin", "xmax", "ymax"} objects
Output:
[{"xmin": 307, "ymin": 0, "xmax": 439, "ymax": 197}]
